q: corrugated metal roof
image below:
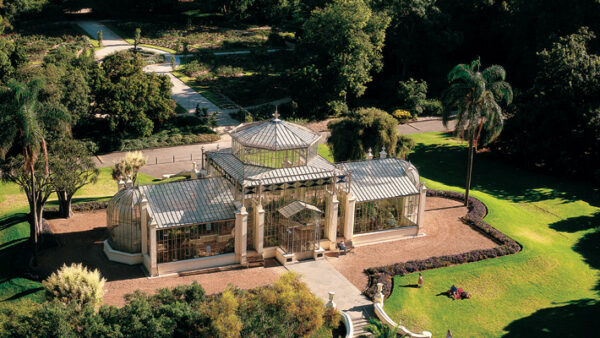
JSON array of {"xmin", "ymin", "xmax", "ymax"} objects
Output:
[
  {"xmin": 278, "ymin": 201, "xmax": 322, "ymax": 218},
  {"xmin": 208, "ymin": 150, "xmax": 342, "ymax": 187},
  {"xmin": 229, "ymin": 118, "xmax": 320, "ymax": 150},
  {"xmin": 139, "ymin": 178, "xmax": 236, "ymax": 229},
  {"xmin": 340, "ymin": 158, "xmax": 420, "ymax": 202}
]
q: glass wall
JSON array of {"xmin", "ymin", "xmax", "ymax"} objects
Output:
[
  {"xmin": 232, "ymin": 140, "xmax": 309, "ymax": 168},
  {"xmin": 353, "ymin": 195, "xmax": 419, "ymax": 234},
  {"xmin": 156, "ymin": 220, "xmax": 235, "ymax": 263},
  {"xmin": 106, "ymin": 190, "xmax": 142, "ymax": 253},
  {"xmin": 254, "ymin": 179, "xmax": 331, "ymax": 248}
]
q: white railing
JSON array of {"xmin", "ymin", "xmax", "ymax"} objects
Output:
[
  {"xmin": 341, "ymin": 311, "xmax": 354, "ymax": 338},
  {"xmin": 373, "ymin": 283, "xmax": 432, "ymax": 338}
]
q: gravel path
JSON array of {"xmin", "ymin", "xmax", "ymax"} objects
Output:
[
  {"xmin": 327, "ymin": 197, "xmax": 498, "ymax": 291},
  {"xmin": 43, "ymin": 211, "xmax": 285, "ymax": 307}
]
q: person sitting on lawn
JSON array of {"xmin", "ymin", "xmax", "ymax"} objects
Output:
[
  {"xmin": 450, "ymin": 285, "xmax": 458, "ymax": 294},
  {"xmin": 338, "ymin": 240, "xmax": 347, "ymax": 254}
]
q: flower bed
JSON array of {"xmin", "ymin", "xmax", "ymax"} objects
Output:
[{"xmin": 363, "ymin": 190, "xmax": 522, "ymax": 300}]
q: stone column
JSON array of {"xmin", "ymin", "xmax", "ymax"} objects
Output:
[
  {"xmin": 326, "ymin": 192, "xmax": 339, "ymax": 248},
  {"xmin": 326, "ymin": 291, "xmax": 336, "ymax": 309},
  {"xmin": 417, "ymin": 183, "xmax": 427, "ymax": 235},
  {"xmin": 235, "ymin": 206, "xmax": 248, "ymax": 264},
  {"xmin": 254, "ymin": 201, "xmax": 265, "ymax": 255},
  {"xmin": 149, "ymin": 219, "xmax": 158, "ymax": 276},
  {"xmin": 140, "ymin": 193, "xmax": 148, "ymax": 255},
  {"xmin": 374, "ymin": 282, "xmax": 384, "ymax": 305},
  {"xmin": 343, "ymin": 193, "xmax": 357, "ymax": 241}
]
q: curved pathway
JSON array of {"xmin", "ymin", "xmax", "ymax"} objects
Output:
[{"xmin": 77, "ymin": 20, "xmax": 238, "ymax": 127}]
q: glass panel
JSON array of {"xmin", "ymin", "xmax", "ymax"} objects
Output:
[
  {"xmin": 156, "ymin": 220, "xmax": 235, "ymax": 263},
  {"xmin": 353, "ymin": 196, "xmax": 418, "ymax": 234}
]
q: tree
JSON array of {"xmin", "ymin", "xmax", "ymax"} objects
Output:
[
  {"xmin": 111, "ymin": 151, "xmax": 146, "ymax": 184},
  {"xmin": 97, "ymin": 30, "xmax": 103, "ymax": 47},
  {"xmin": 94, "ymin": 51, "xmax": 175, "ymax": 137},
  {"xmin": 293, "ymin": 0, "xmax": 390, "ymax": 115},
  {"xmin": 442, "ymin": 58, "xmax": 513, "ymax": 204},
  {"xmin": 328, "ymin": 107, "xmax": 399, "ymax": 161},
  {"xmin": 134, "ymin": 27, "xmax": 141, "ymax": 52},
  {"xmin": 496, "ymin": 27, "xmax": 600, "ymax": 179},
  {"xmin": 49, "ymin": 138, "xmax": 99, "ymax": 218},
  {"xmin": 0, "ymin": 79, "xmax": 69, "ymax": 262},
  {"xmin": 397, "ymin": 78, "xmax": 427, "ymax": 117}
]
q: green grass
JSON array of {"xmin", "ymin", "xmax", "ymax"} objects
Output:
[
  {"xmin": 0, "ymin": 167, "xmax": 180, "ymax": 303},
  {"xmin": 383, "ymin": 132, "xmax": 600, "ymax": 337},
  {"xmin": 318, "ymin": 144, "xmax": 334, "ymax": 162}
]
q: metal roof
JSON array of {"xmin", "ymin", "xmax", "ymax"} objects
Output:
[
  {"xmin": 340, "ymin": 158, "xmax": 420, "ymax": 202},
  {"xmin": 278, "ymin": 201, "xmax": 322, "ymax": 218},
  {"xmin": 229, "ymin": 118, "xmax": 321, "ymax": 150},
  {"xmin": 208, "ymin": 150, "xmax": 343, "ymax": 187},
  {"xmin": 139, "ymin": 178, "xmax": 236, "ymax": 229}
]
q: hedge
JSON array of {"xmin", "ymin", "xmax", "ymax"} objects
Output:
[{"xmin": 363, "ymin": 190, "xmax": 522, "ymax": 300}]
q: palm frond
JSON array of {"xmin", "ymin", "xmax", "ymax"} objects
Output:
[
  {"xmin": 488, "ymin": 80, "xmax": 513, "ymax": 106},
  {"xmin": 482, "ymin": 64, "xmax": 506, "ymax": 83}
]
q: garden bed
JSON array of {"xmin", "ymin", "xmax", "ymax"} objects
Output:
[{"xmin": 362, "ymin": 190, "xmax": 522, "ymax": 300}]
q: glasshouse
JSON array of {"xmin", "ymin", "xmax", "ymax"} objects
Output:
[{"xmin": 105, "ymin": 115, "xmax": 427, "ymax": 276}]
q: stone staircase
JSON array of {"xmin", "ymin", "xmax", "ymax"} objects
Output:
[{"xmin": 352, "ymin": 316, "xmax": 372, "ymax": 337}]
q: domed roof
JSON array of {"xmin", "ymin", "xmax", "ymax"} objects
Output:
[{"xmin": 229, "ymin": 116, "xmax": 320, "ymax": 150}]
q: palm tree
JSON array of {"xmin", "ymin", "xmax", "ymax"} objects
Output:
[
  {"xmin": 0, "ymin": 79, "xmax": 68, "ymax": 263},
  {"xmin": 442, "ymin": 58, "xmax": 513, "ymax": 205},
  {"xmin": 364, "ymin": 318, "xmax": 399, "ymax": 338}
]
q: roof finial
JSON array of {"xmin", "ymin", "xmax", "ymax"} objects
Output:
[{"xmin": 273, "ymin": 106, "xmax": 280, "ymax": 121}]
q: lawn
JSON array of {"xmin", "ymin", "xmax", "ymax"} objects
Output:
[
  {"xmin": 383, "ymin": 132, "xmax": 600, "ymax": 337},
  {"xmin": 0, "ymin": 167, "xmax": 182, "ymax": 303}
]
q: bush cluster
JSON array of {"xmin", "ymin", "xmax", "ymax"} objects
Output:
[
  {"xmin": 363, "ymin": 190, "xmax": 522, "ymax": 300},
  {"xmin": 421, "ymin": 99, "xmax": 443, "ymax": 116},
  {"xmin": 45, "ymin": 201, "xmax": 109, "ymax": 213},
  {"xmin": 42, "ymin": 263, "xmax": 106, "ymax": 308},
  {"xmin": 2, "ymin": 273, "xmax": 344, "ymax": 337},
  {"xmin": 392, "ymin": 109, "xmax": 413, "ymax": 123}
]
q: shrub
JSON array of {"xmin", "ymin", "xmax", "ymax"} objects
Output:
[
  {"xmin": 398, "ymin": 78, "xmax": 427, "ymax": 116},
  {"xmin": 328, "ymin": 100, "xmax": 349, "ymax": 116},
  {"xmin": 215, "ymin": 65, "xmax": 244, "ymax": 77},
  {"xmin": 43, "ymin": 263, "xmax": 106, "ymax": 308},
  {"xmin": 392, "ymin": 109, "xmax": 413, "ymax": 123},
  {"xmin": 422, "ymin": 98, "xmax": 443, "ymax": 116},
  {"xmin": 183, "ymin": 60, "xmax": 210, "ymax": 76},
  {"xmin": 267, "ymin": 32, "xmax": 286, "ymax": 46}
]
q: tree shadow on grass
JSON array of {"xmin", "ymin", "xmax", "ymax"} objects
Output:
[
  {"xmin": 1, "ymin": 286, "xmax": 44, "ymax": 302},
  {"xmin": 408, "ymin": 141, "xmax": 599, "ymax": 206},
  {"xmin": 0, "ymin": 213, "xmax": 27, "ymax": 232},
  {"xmin": 503, "ymin": 298, "xmax": 600, "ymax": 337}
]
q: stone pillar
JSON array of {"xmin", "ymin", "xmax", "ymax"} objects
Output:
[
  {"xmin": 379, "ymin": 146, "xmax": 387, "ymax": 159},
  {"xmin": 417, "ymin": 183, "xmax": 427, "ymax": 235},
  {"xmin": 326, "ymin": 291, "xmax": 336, "ymax": 309},
  {"xmin": 149, "ymin": 219, "xmax": 158, "ymax": 276},
  {"xmin": 365, "ymin": 148, "xmax": 373, "ymax": 160},
  {"xmin": 117, "ymin": 178, "xmax": 125, "ymax": 191},
  {"xmin": 326, "ymin": 192, "xmax": 339, "ymax": 248},
  {"xmin": 235, "ymin": 206, "xmax": 248, "ymax": 264},
  {"xmin": 125, "ymin": 178, "xmax": 133, "ymax": 188},
  {"xmin": 254, "ymin": 201, "xmax": 265, "ymax": 255},
  {"xmin": 344, "ymin": 193, "xmax": 357, "ymax": 241},
  {"xmin": 374, "ymin": 282, "xmax": 384, "ymax": 305},
  {"xmin": 140, "ymin": 193, "xmax": 148, "ymax": 255}
]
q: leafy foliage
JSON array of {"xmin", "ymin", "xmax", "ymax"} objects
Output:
[
  {"xmin": 398, "ymin": 78, "xmax": 427, "ymax": 117},
  {"xmin": 292, "ymin": 0, "xmax": 390, "ymax": 115},
  {"xmin": 328, "ymin": 107, "xmax": 399, "ymax": 161},
  {"xmin": 111, "ymin": 151, "xmax": 147, "ymax": 184},
  {"xmin": 43, "ymin": 263, "xmax": 106, "ymax": 308}
]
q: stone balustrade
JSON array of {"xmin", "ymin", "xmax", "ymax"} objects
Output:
[{"xmin": 373, "ymin": 283, "xmax": 433, "ymax": 338}]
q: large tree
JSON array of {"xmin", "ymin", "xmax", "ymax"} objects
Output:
[
  {"xmin": 442, "ymin": 58, "xmax": 513, "ymax": 204},
  {"xmin": 94, "ymin": 51, "xmax": 175, "ymax": 137},
  {"xmin": 0, "ymin": 79, "xmax": 69, "ymax": 261},
  {"xmin": 328, "ymin": 107, "xmax": 400, "ymax": 161},
  {"xmin": 292, "ymin": 0, "xmax": 390, "ymax": 115},
  {"xmin": 496, "ymin": 27, "xmax": 600, "ymax": 178},
  {"xmin": 49, "ymin": 138, "xmax": 99, "ymax": 218}
]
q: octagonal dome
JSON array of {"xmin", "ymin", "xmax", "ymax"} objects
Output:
[{"xmin": 229, "ymin": 117, "xmax": 320, "ymax": 150}]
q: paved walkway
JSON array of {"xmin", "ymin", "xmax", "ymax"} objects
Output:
[
  {"xmin": 77, "ymin": 21, "xmax": 238, "ymax": 126},
  {"xmin": 397, "ymin": 117, "xmax": 456, "ymax": 135},
  {"xmin": 286, "ymin": 259, "xmax": 373, "ymax": 324}
]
